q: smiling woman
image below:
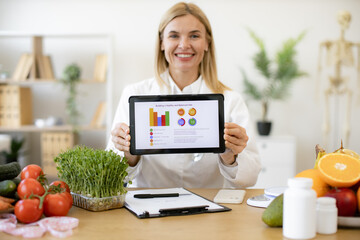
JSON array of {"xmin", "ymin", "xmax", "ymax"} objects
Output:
[
  {"xmin": 160, "ymin": 14, "xmax": 209, "ymax": 89},
  {"xmin": 155, "ymin": 2, "xmax": 226, "ymax": 94},
  {"xmin": 106, "ymin": 2, "xmax": 261, "ymax": 189}
]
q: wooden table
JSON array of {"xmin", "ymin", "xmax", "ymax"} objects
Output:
[{"xmin": 1, "ymin": 189, "xmax": 359, "ymax": 239}]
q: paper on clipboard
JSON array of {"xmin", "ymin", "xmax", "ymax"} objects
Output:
[{"xmin": 125, "ymin": 188, "xmax": 230, "ymax": 218}]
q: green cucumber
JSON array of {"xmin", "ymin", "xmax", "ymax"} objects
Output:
[
  {"xmin": 0, "ymin": 162, "xmax": 21, "ymax": 181},
  {"xmin": 0, "ymin": 179, "xmax": 17, "ymax": 197},
  {"xmin": 12, "ymin": 177, "xmax": 21, "ymax": 186}
]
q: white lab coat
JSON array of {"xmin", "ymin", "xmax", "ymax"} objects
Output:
[{"xmin": 106, "ymin": 70, "xmax": 261, "ymax": 188}]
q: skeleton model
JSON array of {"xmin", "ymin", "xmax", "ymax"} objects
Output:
[{"xmin": 318, "ymin": 10, "xmax": 360, "ymax": 148}]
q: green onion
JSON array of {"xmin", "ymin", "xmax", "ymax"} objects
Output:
[{"xmin": 54, "ymin": 146, "xmax": 129, "ymax": 198}]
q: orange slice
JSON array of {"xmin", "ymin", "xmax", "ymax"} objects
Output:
[{"xmin": 318, "ymin": 153, "xmax": 360, "ymax": 187}]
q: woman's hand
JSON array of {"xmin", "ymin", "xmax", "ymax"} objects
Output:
[
  {"xmin": 111, "ymin": 122, "xmax": 140, "ymax": 166},
  {"xmin": 220, "ymin": 122, "xmax": 248, "ymax": 165}
]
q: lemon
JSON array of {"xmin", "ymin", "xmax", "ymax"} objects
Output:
[{"xmin": 339, "ymin": 149, "xmax": 360, "ymax": 159}]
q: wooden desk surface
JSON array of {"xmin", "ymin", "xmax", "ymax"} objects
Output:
[{"xmin": 1, "ymin": 189, "xmax": 359, "ymax": 239}]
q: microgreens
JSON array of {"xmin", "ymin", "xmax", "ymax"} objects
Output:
[{"xmin": 54, "ymin": 146, "xmax": 129, "ymax": 198}]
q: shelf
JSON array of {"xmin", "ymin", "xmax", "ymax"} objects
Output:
[
  {"xmin": 0, "ymin": 125, "xmax": 106, "ymax": 132},
  {"xmin": 0, "ymin": 32, "xmax": 113, "ymax": 170},
  {"xmin": 0, "ymin": 79, "xmax": 106, "ymax": 85},
  {"xmin": 0, "ymin": 32, "xmax": 111, "ymax": 39}
]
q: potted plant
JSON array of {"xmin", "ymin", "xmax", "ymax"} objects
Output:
[
  {"xmin": 0, "ymin": 137, "xmax": 25, "ymax": 163},
  {"xmin": 60, "ymin": 64, "xmax": 81, "ymax": 132},
  {"xmin": 242, "ymin": 29, "xmax": 307, "ymax": 135}
]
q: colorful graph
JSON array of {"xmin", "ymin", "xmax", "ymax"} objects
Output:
[
  {"xmin": 149, "ymin": 108, "xmax": 170, "ymax": 126},
  {"xmin": 177, "ymin": 108, "xmax": 185, "ymax": 116},
  {"xmin": 178, "ymin": 118, "xmax": 185, "ymax": 126},
  {"xmin": 188, "ymin": 108, "xmax": 197, "ymax": 116},
  {"xmin": 189, "ymin": 118, "xmax": 197, "ymax": 126}
]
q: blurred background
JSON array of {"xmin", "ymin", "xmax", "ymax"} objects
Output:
[{"xmin": 0, "ymin": 0, "xmax": 359, "ymax": 180}]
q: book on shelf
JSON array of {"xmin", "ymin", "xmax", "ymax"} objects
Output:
[
  {"xmin": 12, "ymin": 53, "xmax": 55, "ymax": 81},
  {"xmin": 36, "ymin": 54, "xmax": 46, "ymax": 79},
  {"xmin": 36, "ymin": 55, "xmax": 55, "ymax": 80},
  {"xmin": 43, "ymin": 55, "xmax": 55, "ymax": 79},
  {"xmin": 11, "ymin": 53, "xmax": 27, "ymax": 81},
  {"xmin": 12, "ymin": 53, "xmax": 34, "ymax": 81},
  {"xmin": 90, "ymin": 101, "xmax": 106, "ymax": 128},
  {"xmin": 93, "ymin": 54, "xmax": 107, "ymax": 82}
]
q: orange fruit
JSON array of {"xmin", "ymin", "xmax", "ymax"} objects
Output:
[
  {"xmin": 318, "ymin": 153, "xmax": 360, "ymax": 188},
  {"xmin": 357, "ymin": 186, "xmax": 360, "ymax": 212},
  {"xmin": 295, "ymin": 169, "xmax": 330, "ymax": 197},
  {"xmin": 314, "ymin": 151, "xmax": 326, "ymax": 169}
]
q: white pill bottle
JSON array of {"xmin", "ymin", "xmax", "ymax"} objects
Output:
[
  {"xmin": 283, "ymin": 178, "xmax": 317, "ymax": 239},
  {"xmin": 316, "ymin": 197, "xmax": 337, "ymax": 234}
]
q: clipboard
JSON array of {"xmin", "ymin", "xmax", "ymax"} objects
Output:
[{"xmin": 125, "ymin": 188, "xmax": 231, "ymax": 219}]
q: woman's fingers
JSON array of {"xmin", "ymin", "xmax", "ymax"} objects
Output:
[
  {"xmin": 224, "ymin": 122, "xmax": 248, "ymax": 155},
  {"xmin": 111, "ymin": 123, "xmax": 131, "ymax": 151}
]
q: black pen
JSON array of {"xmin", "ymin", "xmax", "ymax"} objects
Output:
[{"xmin": 133, "ymin": 193, "xmax": 191, "ymax": 199}]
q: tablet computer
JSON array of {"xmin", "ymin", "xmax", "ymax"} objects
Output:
[{"xmin": 129, "ymin": 94, "xmax": 225, "ymax": 155}]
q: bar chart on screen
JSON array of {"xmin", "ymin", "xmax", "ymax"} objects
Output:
[{"xmin": 149, "ymin": 108, "xmax": 170, "ymax": 127}]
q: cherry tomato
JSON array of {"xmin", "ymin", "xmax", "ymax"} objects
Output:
[
  {"xmin": 43, "ymin": 192, "xmax": 72, "ymax": 217},
  {"xmin": 50, "ymin": 180, "xmax": 71, "ymax": 193},
  {"xmin": 17, "ymin": 178, "xmax": 45, "ymax": 199},
  {"xmin": 21, "ymin": 164, "xmax": 44, "ymax": 180},
  {"xmin": 15, "ymin": 198, "xmax": 43, "ymax": 223}
]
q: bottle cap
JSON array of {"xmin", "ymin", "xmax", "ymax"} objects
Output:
[
  {"xmin": 317, "ymin": 197, "xmax": 336, "ymax": 206},
  {"xmin": 288, "ymin": 177, "xmax": 313, "ymax": 188}
]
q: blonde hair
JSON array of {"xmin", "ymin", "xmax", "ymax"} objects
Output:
[{"xmin": 154, "ymin": 2, "xmax": 230, "ymax": 94}]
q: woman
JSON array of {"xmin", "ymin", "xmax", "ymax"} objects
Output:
[{"xmin": 107, "ymin": 2, "xmax": 261, "ymax": 188}]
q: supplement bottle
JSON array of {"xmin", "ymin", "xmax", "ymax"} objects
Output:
[
  {"xmin": 283, "ymin": 177, "xmax": 317, "ymax": 239},
  {"xmin": 316, "ymin": 197, "xmax": 337, "ymax": 234}
]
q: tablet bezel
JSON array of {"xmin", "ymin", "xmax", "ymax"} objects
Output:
[{"xmin": 129, "ymin": 94, "xmax": 225, "ymax": 155}]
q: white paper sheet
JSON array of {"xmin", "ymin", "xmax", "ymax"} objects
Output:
[{"xmin": 125, "ymin": 188, "xmax": 224, "ymax": 217}]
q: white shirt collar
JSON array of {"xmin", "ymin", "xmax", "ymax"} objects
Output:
[{"xmin": 163, "ymin": 69, "xmax": 203, "ymax": 94}]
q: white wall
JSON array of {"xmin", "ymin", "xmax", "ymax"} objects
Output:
[{"xmin": 0, "ymin": 0, "xmax": 359, "ymax": 172}]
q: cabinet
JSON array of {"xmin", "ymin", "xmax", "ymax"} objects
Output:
[
  {"xmin": 252, "ymin": 135, "xmax": 296, "ymax": 188},
  {"xmin": 0, "ymin": 32, "xmax": 113, "ymax": 174}
]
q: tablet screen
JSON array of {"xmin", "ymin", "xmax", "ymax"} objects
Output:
[{"xmin": 129, "ymin": 94, "xmax": 225, "ymax": 155}]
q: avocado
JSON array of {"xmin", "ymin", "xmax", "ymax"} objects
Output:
[{"xmin": 262, "ymin": 194, "xmax": 283, "ymax": 227}]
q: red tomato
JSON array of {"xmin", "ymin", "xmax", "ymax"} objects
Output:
[
  {"xmin": 15, "ymin": 198, "xmax": 43, "ymax": 223},
  {"xmin": 64, "ymin": 191, "xmax": 73, "ymax": 208},
  {"xmin": 43, "ymin": 192, "xmax": 72, "ymax": 217},
  {"xmin": 21, "ymin": 164, "xmax": 44, "ymax": 180},
  {"xmin": 17, "ymin": 178, "xmax": 45, "ymax": 199},
  {"xmin": 50, "ymin": 180, "xmax": 71, "ymax": 193}
]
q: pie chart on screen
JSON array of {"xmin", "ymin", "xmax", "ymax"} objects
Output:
[{"xmin": 178, "ymin": 118, "xmax": 185, "ymax": 126}]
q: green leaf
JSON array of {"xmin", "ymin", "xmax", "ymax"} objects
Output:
[
  {"xmin": 241, "ymin": 69, "xmax": 262, "ymax": 101},
  {"xmin": 247, "ymin": 29, "xmax": 272, "ymax": 79},
  {"xmin": 275, "ymin": 31, "xmax": 306, "ymax": 81}
]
